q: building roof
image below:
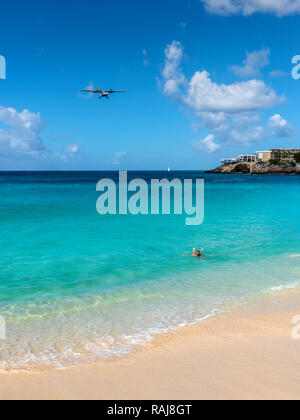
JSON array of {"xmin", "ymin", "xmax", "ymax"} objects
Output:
[{"xmin": 269, "ymin": 148, "xmax": 300, "ymax": 151}]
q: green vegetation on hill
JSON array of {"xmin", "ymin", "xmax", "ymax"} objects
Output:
[
  {"xmin": 269, "ymin": 159, "xmax": 296, "ymax": 167},
  {"xmin": 294, "ymin": 152, "xmax": 300, "ymax": 163}
]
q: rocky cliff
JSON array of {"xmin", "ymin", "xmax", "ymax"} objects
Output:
[{"xmin": 206, "ymin": 162, "xmax": 300, "ymax": 175}]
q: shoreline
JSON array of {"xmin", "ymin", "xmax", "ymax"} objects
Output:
[
  {"xmin": 1, "ymin": 288, "xmax": 300, "ymax": 400},
  {"xmin": 206, "ymin": 161, "xmax": 300, "ymax": 175}
]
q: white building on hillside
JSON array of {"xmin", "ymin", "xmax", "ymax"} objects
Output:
[
  {"xmin": 221, "ymin": 158, "xmax": 238, "ymax": 165},
  {"xmin": 221, "ymin": 154, "xmax": 258, "ymax": 165},
  {"xmin": 257, "ymin": 151, "xmax": 272, "ymax": 162},
  {"xmin": 222, "ymin": 148, "xmax": 300, "ymax": 166},
  {"xmin": 238, "ymin": 154, "xmax": 258, "ymax": 163}
]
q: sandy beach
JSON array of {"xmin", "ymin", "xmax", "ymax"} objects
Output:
[
  {"xmin": 2, "ymin": 0, "xmax": 300, "ymax": 402},
  {"xmin": 0, "ymin": 289, "xmax": 300, "ymax": 400}
]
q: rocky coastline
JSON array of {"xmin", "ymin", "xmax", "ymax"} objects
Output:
[{"xmin": 206, "ymin": 162, "xmax": 300, "ymax": 175}]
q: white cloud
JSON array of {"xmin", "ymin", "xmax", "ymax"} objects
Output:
[
  {"xmin": 0, "ymin": 105, "xmax": 86, "ymax": 167},
  {"xmin": 184, "ymin": 71, "xmax": 284, "ymax": 113},
  {"xmin": 231, "ymin": 48, "xmax": 270, "ymax": 78},
  {"xmin": 0, "ymin": 106, "xmax": 46, "ymax": 156},
  {"xmin": 162, "ymin": 42, "xmax": 283, "ymax": 113},
  {"xmin": 268, "ymin": 114, "xmax": 296, "ymax": 137},
  {"xmin": 161, "ymin": 41, "xmax": 296, "ymax": 151},
  {"xmin": 65, "ymin": 143, "xmax": 82, "ymax": 158},
  {"xmin": 162, "ymin": 41, "xmax": 187, "ymax": 95},
  {"xmin": 199, "ymin": 111, "xmax": 228, "ymax": 132},
  {"xmin": 217, "ymin": 114, "xmax": 267, "ymax": 145},
  {"xmin": 193, "ymin": 134, "xmax": 220, "ymax": 153},
  {"xmin": 195, "ymin": 112, "xmax": 297, "ymax": 148},
  {"xmin": 198, "ymin": 112, "xmax": 267, "ymax": 146},
  {"xmin": 202, "ymin": 0, "xmax": 300, "ymax": 17},
  {"xmin": 197, "ymin": 112, "xmax": 296, "ymax": 147},
  {"xmin": 113, "ymin": 151, "xmax": 127, "ymax": 165}
]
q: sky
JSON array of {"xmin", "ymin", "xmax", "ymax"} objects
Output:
[{"xmin": 0, "ymin": 0, "xmax": 299, "ymax": 170}]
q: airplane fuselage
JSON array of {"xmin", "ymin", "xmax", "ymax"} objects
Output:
[
  {"xmin": 80, "ymin": 86, "xmax": 126, "ymax": 99},
  {"xmin": 99, "ymin": 91, "xmax": 110, "ymax": 99}
]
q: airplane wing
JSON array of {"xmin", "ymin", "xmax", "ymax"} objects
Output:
[
  {"xmin": 80, "ymin": 89, "xmax": 98, "ymax": 93},
  {"xmin": 110, "ymin": 90, "xmax": 127, "ymax": 93}
]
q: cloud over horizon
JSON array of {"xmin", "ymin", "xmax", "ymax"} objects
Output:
[
  {"xmin": 161, "ymin": 41, "xmax": 296, "ymax": 152},
  {"xmin": 113, "ymin": 151, "xmax": 127, "ymax": 165},
  {"xmin": 0, "ymin": 105, "xmax": 84, "ymax": 166},
  {"xmin": 202, "ymin": 0, "xmax": 300, "ymax": 17},
  {"xmin": 0, "ymin": 106, "xmax": 46, "ymax": 158}
]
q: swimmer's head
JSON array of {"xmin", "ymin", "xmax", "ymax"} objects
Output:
[{"xmin": 196, "ymin": 251, "xmax": 201, "ymax": 257}]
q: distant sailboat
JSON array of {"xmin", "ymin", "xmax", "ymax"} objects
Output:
[{"xmin": 168, "ymin": 167, "xmax": 171, "ymax": 172}]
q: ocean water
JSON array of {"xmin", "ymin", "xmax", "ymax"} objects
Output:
[{"xmin": 0, "ymin": 171, "xmax": 300, "ymax": 370}]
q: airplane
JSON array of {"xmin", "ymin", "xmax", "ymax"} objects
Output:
[{"xmin": 80, "ymin": 86, "xmax": 127, "ymax": 99}]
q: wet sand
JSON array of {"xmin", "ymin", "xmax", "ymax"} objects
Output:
[{"xmin": 1, "ymin": 290, "xmax": 300, "ymax": 400}]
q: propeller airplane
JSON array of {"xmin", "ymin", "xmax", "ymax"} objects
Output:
[{"xmin": 80, "ymin": 86, "xmax": 127, "ymax": 100}]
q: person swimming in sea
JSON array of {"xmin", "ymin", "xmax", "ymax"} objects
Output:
[
  {"xmin": 183, "ymin": 248, "xmax": 205, "ymax": 258},
  {"xmin": 193, "ymin": 248, "xmax": 204, "ymax": 258}
]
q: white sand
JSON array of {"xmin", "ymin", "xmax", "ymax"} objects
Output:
[{"xmin": 1, "ymin": 290, "xmax": 300, "ymax": 400}]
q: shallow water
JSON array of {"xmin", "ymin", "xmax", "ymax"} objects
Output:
[{"xmin": 0, "ymin": 171, "xmax": 300, "ymax": 370}]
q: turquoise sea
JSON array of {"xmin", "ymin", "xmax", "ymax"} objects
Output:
[{"xmin": 0, "ymin": 171, "xmax": 300, "ymax": 370}]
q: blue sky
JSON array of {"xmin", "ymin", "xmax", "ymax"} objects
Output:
[{"xmin": 0, "ymin": 0, "xmax": 299, "ymax": 170}]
